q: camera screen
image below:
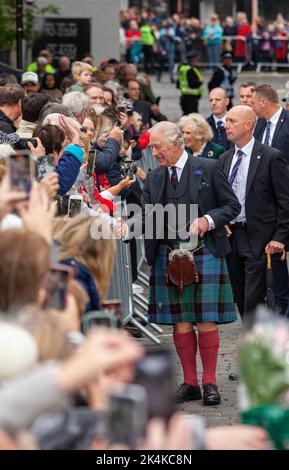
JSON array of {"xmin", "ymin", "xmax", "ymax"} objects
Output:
[
  {"xmin": 135, "ymin": 350, "xmax": 175, "ymax": 421},
  {"xmin": 9, "ymin": 153, "xmax": 32, "ymax": 194},
  {"xmin": 89, "ymin": 316, "xmax": 112, "ymax": 328},
  {"xmin": 108, "ymin": 388, "xmax": 147, "ymax": 448},
  {"xmin": 87, "ymin": 150, "xmax": 96, "ymax": 177},
  {"xmin": 68, "ymin": 198, "xmax": 82, "ymax": 217},
  {"xmin": 36, "ymin": 156, "xmax": 55, "ymax": 182},
  {"xmin": 44, "ymin": 268, "xmax": 69, "ymax": 310}
]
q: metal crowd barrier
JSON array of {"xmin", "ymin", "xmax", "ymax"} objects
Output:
[{"xmin": 107, "ymin": 201, "xmax": 162, "ymax": 344}]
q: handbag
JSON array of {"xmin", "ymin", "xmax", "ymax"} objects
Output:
[{"xmin": 166, "ymin": 248, "xmax": 199, "ymax": 296}]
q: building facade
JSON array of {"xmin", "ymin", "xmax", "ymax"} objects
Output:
[{"xmin": 34, "ymin": 0, "xmax": 120, "ymax": 64}]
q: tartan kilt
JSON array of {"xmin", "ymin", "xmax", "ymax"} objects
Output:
[{"xmin": 148, "ymin": 244, "xmax": 237, "ymax": 325}]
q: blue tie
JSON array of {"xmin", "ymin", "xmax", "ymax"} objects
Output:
[
  {"xmin": 170, "ymin": 166, "xmax": 178, "ymax": 189},
  {"xmin": 264, "ymin": 120, "xmax": 271, "ymax": 146},
  {"xmin": 229, "ymin": 150, "xmax": 244, "ymax": 186},
  {"xmin": 217, "ymin": 120, "xmax": 226, "ymax": 148}
]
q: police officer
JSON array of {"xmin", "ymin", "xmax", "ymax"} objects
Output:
[
  {"xmin": 140, "ymin": 22, "xmax": 155, "ymax": 74},
  {"xmin": 177, "ymin": 51, "xmax": 204, "ymax": 115},
  {"xmin": 208, "ymin": 51, "xmax": 237, "ymax": 110}
]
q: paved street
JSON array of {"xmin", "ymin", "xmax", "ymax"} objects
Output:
[{"xmin": 139, "ymin": 70, "xmax": 289, "ymax": 427}]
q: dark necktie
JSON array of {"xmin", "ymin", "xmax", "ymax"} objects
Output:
[
  {"xmin": 217, "ymin": 120, "xmax": 226, "ymax": 148},
  {"xmin": 170, "ymin": 166, "xmax": 178, "ymax": 189},
  {"xmin": 264, "ymin": 120, "xmax": 271, "ymax": 146},
  {"xmin": 229, "ymin": 149, "xmax": 244, "ymax": 186}
]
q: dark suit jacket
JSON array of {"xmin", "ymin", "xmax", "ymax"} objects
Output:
[
  {"xmin": 207, "ymin": 114, "xmax": 231, "ymax": 150},
  {"xmin": 254, "ymin": 108, "xmax": 289, "ymax": 165},
  {"xmin": 219, "ymin": 140, "xmax": 289, "ymax": 258},
  {"xmin": 128, "ymin": 155, "xmax": 241, "ymax": 265}
]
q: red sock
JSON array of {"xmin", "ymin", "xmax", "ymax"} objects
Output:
[
  {"xmin": 173, "ymin": 330, "xmax": 198, "ymax": 386},
  {"xmin": 198, "ymin": 329, "xmax": 219, "ymax": 385}
]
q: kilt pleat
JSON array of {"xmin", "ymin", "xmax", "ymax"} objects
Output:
[{"xmin": 148, "ymin": 244, "xmax": 237, "ymax": 325}]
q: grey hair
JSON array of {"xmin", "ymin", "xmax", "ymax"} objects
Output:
[
  {"xmin": 62, "ymin": 91, "xmax": 89, "ymax": 117},
  {"xmin": 150, "ymin": 121, "xmax": 184, "ymax": 148}
]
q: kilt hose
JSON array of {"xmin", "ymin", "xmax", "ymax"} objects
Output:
[{"xmin": 148, "ymin": 243, "xmax": 237, "ymax": 325}]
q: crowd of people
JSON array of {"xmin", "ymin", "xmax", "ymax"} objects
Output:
[
  {"xmin": 120, "ymin": 7, "xmax": 289, "ymax": 70},
  {"xmin": 1, "ymin": 7, "xmax": 289, "ymax": 450}
]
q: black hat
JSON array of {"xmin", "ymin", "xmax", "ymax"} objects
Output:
[
  {"xmin": 187, "ymin": 51, "xmax": 199, "ymax": 61},
  {"xmin": 221, "ymin": 51, "xmax": 233, "ymax": 59}
]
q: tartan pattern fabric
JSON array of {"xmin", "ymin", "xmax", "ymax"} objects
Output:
[{"xmin": 148, "ymin": 244, "xmax": 237, "ymax": 325}]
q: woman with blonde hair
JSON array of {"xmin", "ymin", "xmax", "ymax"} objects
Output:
[
  {"xmin": 179, "ymin": 113, "xmax": 225, "ymax": 159},
  {"xmin": 53, "ymin": 214, "xmax": 115, "ymax": 311}
]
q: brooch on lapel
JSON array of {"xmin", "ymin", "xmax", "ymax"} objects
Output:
[
  {"xmin": 257, "ymin": 155, "xmax": 261, "ymax": 160},
  {"xmin": 207, "ymin": 150, "xmax": 214, "ymax": 158},
  {"xmin": 194, "ymin": 170, "xmax": 202, "ymax": 176}
]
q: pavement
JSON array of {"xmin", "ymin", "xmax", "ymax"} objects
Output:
[{"xmin": 136, "ymin": 69, "xmax": 288, "ymax": 427}]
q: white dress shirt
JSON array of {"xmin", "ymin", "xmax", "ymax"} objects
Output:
[
  {"xmin": 168, "ymin": 150, "xmax": 215, "ymax": 230},
  {"xmin": 261, "ymin": 106, "xmax": 283, "ymax": 146},
  {"xmin": 229, "ymin": 137, "xmax": 255, "ymax": 223}
]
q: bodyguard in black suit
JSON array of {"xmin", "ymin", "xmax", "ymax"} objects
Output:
[
  {"xmin": 252, "ymin": 84, "xmax": 289, "ymax": 314},
  {"xmin": 219, "ymin": 105, "xmax": 289, "ymax": 317},
  {"xmin": 126, "ymin": 121, "xmax": 240, "ymax": 406},
  {"xmin": 207, "ymin": 87, "xmax": 231, "ymax": 150}
]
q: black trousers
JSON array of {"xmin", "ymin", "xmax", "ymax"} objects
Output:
[
  {"xmin": 271, "ymin": 255, "xmax": 289, "ymax": 315},
  {"xmin": 226, "ymin": 227, "xmax": 267, "ymax": 318},
  {"xmin": 143, "ymin": 45, "xmax": 155, "ymax": 74},
  {"xmin": 180, "ymin": 95, "xmax": 200, "ymax": 115}
]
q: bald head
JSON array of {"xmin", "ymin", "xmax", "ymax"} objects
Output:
[
  {"xmin": 225, "ymin": 105, "xmax": 256, "ymax": 147},
  {"xmin": 209, "ymin": 88, "xmax": 229, "ymax": 118}
]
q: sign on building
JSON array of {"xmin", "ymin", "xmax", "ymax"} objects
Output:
[{"xmin": 33, "ymin": 18, "xmax": 91, "ymax": 64}]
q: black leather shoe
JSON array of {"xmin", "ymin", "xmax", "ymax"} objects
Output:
[
  {"xmin": 203, "ymin": 383, "xmax": 221, "ymax": 406},
  {"xmin": 176, "ymin": 383, "xmax": 202, "ymax": 403}
]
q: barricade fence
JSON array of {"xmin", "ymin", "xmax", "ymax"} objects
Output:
[
  {"xmin": 107, "ymin": 200, "xmax": 162, "ymax": 344},
  {"xmin": 126, "ymin": 35, "xmax": 289, "ymax": 73}
]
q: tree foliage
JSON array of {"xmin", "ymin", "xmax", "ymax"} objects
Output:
[{"xmin": 0, "ymin": 0, "xmax": 59, "ymax": 49}]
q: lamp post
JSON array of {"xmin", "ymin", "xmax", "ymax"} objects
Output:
[
  {"xmin": 16, "ymin": 0, "xmax": 24, "ymax": 69},
  {"xmin": 251, "ymin": 0, "xmax": 258, "ymax": 19}
]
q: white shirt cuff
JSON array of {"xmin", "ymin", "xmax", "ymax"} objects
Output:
[
  {"xmin": 100, "ymin": 190, "xmax": 114, "ymax": 201},
  {"xmin": 204, "ymin": 214, "xmax": 215, "ymax": 231}
]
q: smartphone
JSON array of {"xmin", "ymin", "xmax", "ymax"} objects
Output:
[
  {"xmin": 106, "ymin": 384, "xmax": 148, "ymax": 448},
  {"xmin": 82, "ymin": 310, "xmax": 117, "ymax": 332},
  {"xmin": 35, "ymin": 155, "xmax": 55, "ymax": 182},
  {"xmin": 60, "ymin": 194, "xmax": 70, "ymax": 216},
  {"xmin": 134, "ymin": 347, "xmax": 176, "ymax": 422},
  {"xmin": 7, "ymin": 151, "xmax": 33, "ymax": 196},
  {"xmin": 117, "ymin": 105, "xmax": 126, "ymax": 114},
  {"xmin": 87, "ymin": 149, "xmax": 96, "ymax": 177},
  {"xmin": 102, "ymin": 299, "xmax": 122, "ymax": 328},
  {"xmin": 68, "ymin": 195, "xmax": 83, "ymax": 218},
  {"xmin": 43, "ymin": 264, "xmax": 74, "ymax": 310},
  {"xmin": 18, "ymin": 138, "xmax": 38, "ymax": 149}
]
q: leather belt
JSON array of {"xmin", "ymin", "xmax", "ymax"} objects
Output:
[{"xmin": 230, "ymin": 222, "xmax": 247, "ymax": 229}]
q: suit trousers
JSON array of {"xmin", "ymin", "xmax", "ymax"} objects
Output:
[
  {"xmin": 226, "ymin": 227, "xmax": 267, "ymax": 317},
  {"xmin": 271, "ymin": 256, "xmax": 289, "ymax": 315}
]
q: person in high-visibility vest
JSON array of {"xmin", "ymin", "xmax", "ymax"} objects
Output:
[
  {"xmin": 177, "ymin": 51, "xmax": 204, "ymax": 115},
  {"xmin": 140, "ymin": 22, "xmax": 156, "ymax": 74}
]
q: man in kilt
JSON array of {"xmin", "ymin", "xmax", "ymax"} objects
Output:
[{"xmin": 126, "ymin": 121, "xmax": 241, "ymax": 405}]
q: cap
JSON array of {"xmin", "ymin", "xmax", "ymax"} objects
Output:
[
  {"xmin": 221, "ymin": 51, "xmax": 233, "ymax": 59},
  {"xmin": 21, "ymin": 71, "xmax": 39, "ymax": 85},
  {"xmin": 282, "ymin": 91, "xmax": 289, "ymax": 103},
  {"xmin": 187, "ymin": 51, "xmax": 199, "ymax": 61}
]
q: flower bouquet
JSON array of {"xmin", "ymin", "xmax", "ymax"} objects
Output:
[{"xmin": 239, "ymin": 307, "xmax": 289, "ymax": 450}]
